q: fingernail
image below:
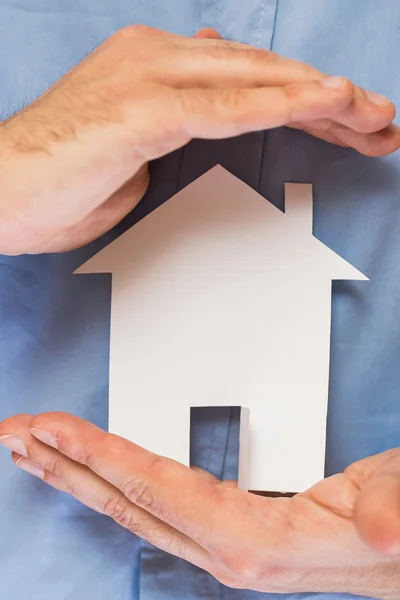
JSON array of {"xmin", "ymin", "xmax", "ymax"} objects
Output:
[
  {"xmin": 365, "ymin": 90, "xmax": 391, "ymax": 107},
  {"xmin": 29, "ymin": 428, "xmax": 58, "ymax": 449},
  {"xmin": 15, "ymin": 456, "xmax": 44, "ymax": 479},
  {"xmin": 321, "ymin": 76, "xmax": 347, "ymax": 89},
  {"xmin": 0, "ymin": 434, "xmax": 28, "ymax": 457}
]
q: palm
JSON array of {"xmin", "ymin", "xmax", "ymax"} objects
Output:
[
  {"xmin": 34, "ymin": 164, "xmax": 150, "ymax": 253},
  {"xmin": 201, "ymin": 452, "xmax": 400, "ymax": 593},
  {"xmin": 1, "ymin": 412, "xmax": 399, "ymax": 597}
]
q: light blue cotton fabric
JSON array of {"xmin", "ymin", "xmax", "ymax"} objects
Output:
[{"xmin": 0, "ymin": 1, "xmax": 399, "ymax": 599}]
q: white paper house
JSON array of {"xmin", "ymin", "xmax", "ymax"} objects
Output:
[{"xmin": 76, "ymin": 166, "xmax": 367, "ymax": 493}]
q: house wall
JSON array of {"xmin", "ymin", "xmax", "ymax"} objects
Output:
[{"xmin": 107, "ymin": 264, "xmax": 334, "ymax": 493}]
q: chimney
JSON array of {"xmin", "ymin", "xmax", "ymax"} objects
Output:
[{"xmin": 284, "ymin": 183, "xmax": 313, "ymax": 233}]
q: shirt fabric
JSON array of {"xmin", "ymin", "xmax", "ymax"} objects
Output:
[{"xmin": 0, "ymin": 1, "xmax": 399, "ymax": 599}]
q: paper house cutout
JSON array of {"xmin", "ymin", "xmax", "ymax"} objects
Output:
[{"xmin": 76, "ymin": 166, "xmax": 367, "ymax": 493}]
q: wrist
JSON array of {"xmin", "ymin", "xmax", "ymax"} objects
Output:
[
  {"xmin": 337, "ymin": 561, "xmax": 400, "ymax": 599},
  {"xmin": 0, "ymin": 106, "xmax": 143, "ymax": 254}
]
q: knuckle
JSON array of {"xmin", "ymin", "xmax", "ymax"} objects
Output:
[
  {"xmin": 44, "ymin": 455, "xmax": 65, "ymax": 479},
  {"xmin": 117, "ymin": 454, "xmax": 164, "ymax": 510},
  {"xmin": 220, "ymin": 88, "xmax": 247, "ymax": 112},
  {"xmin": 219, "ymin": 552, "xmax": 256, "ymax": 580},
  {"xmin": 178, "ymin": 87, "xmax": 247, "ymax": 120},
  {"xmin": 221, "ymin": 557, "xmax": 263, "ymax": 586},
  {"xmin": 344, "ymin": 460, "xmax": 364, "ymax": 480},
  {"xmin": 109, "ymin": 26, "xmax": 134, "ymax": 45},
  {"xmin": 73, "ymin": 448, "xmax": 93, "ymax": 467},
  {"xmin": 101, "ymin": 493, "xmax": 140, "ymax": 532},
  {"xmin": 212, "ymin": 498, "xmax": 294, "ymax": 587},
  {"xmin": 281, "ymin": 84, "xmax": 309, "ymax": 121},
  {"xmin": 111, "ymin": 24, "xmax": 158, "ymax": 45},
  {"xmin": 129, "ymin": 24, "xmax": 155, "ymax": 36},
  {"xmin": 119, "ymin": 475, "xmax": 154, "ymax": 510},
  {"xmin": 282, "ymin": 83, "xmax": 302, "ymax": 104},
  {"xmin": 218, "ymin": 552, "xmax": 290, "ymax": 589}
]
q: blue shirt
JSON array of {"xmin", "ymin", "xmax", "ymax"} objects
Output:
[{"xmin": 0, "ymin": 1, "xmax": 399, "ymax": 599}]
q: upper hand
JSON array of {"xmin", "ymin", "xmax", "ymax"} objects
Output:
[
  {"xmin": 1, "ymin": 412, "xmax": 399, "ymax": 598},
  {"xmin": 0, "ymin": 25, "xmax": 398, "ymax": 254}
]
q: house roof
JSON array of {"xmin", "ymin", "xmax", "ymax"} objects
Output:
[{"xmin": 76, "ymin": 165, "xmax": 368, "ymax": 282}]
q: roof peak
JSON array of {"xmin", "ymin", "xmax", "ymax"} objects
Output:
[{"xmin": 75, "ymin": 166, "xmax": 367, "ymax": 282}]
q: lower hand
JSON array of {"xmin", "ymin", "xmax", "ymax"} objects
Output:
[
  {"xmin": 1, "ymin": 412, "xmax": 399, "ymax": 598},
  {"xmin": 0, "ymin": 26, "xmax": 398, "ymax": 254}
]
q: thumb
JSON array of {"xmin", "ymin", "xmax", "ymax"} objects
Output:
[
  {"xmin": 354, "ymin": 453, "xmax": 400, "ymax": 556},
  {"xmin": 194, "ymin": 28, "xmax": 222, "ymax": 40}
]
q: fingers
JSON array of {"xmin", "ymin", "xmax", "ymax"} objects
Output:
[
  {"xmin": 106, "ymin": 25, "xmax": 396, "ymax": 154},
  {"xmin": 166, "ymin": 45, "xmax": 321, "ymax": 89},
  {"xmin": 336, "ymin": 87, "xmax": 396, "ymax": 134},
  {"xmin": 291, "ymin": 121, "xmax": 400, "ymax": 157},
  {"xmin": 352, "ymin": 452, "xmax": 400, "ymax": 556},
  {"xmin": 155, "ymin": 29, "xmax": 396, "ymax": 135},
  {"xmin": 0, "ymin": 414, "xmax": 212, "ymax": 569},
  {"xmin": 172, "ymin": 78, "xmax": 356, "ymax": 139},
  {"xmin": 23, "ymin": 412, "xmax": 231, "ymax": 548},
  {"xmin": 327, "ymin": 122, "xmax": 400, "ymax": 157}
]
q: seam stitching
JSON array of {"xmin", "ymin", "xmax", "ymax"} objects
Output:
[{"xmin": 256, "ymin": 0, "xmax": 266, "ymax": 48}]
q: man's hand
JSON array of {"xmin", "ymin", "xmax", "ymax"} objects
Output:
[
  {"xmin": 0, "ymin": 412, "xmax": 399, "ymax": 598},
  {"xmin": 0, "ymin": 25, "xmax": 398, "ymax": 254}
]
